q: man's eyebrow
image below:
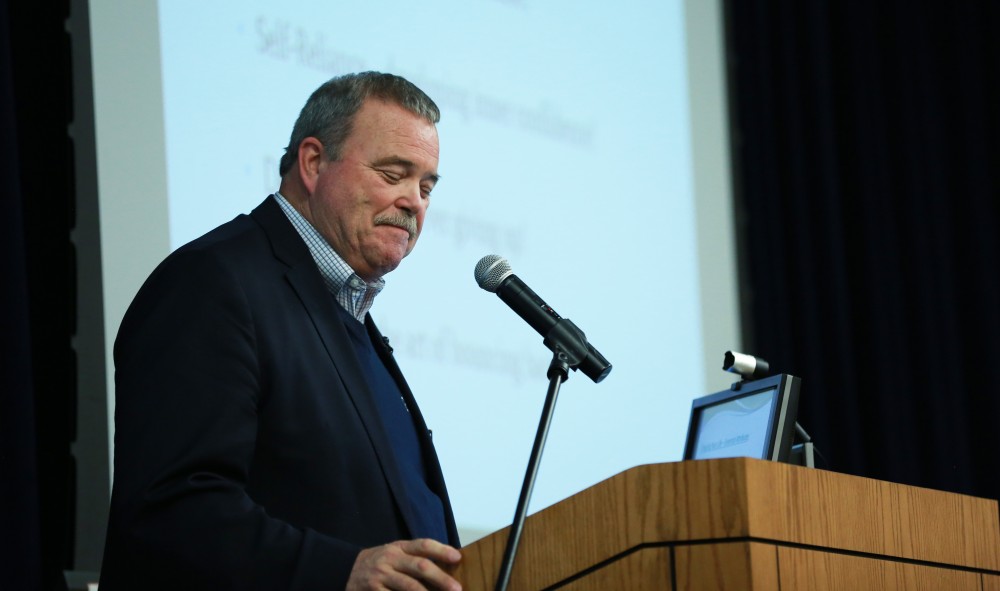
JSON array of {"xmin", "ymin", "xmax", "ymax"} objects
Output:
[{"xmin": 372, "ymin": 156, "xmax": 440, "ymax": 184}]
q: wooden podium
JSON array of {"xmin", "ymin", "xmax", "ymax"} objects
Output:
[{"xmin": 453, "ymin": 458, "xmax": 1000, "ymax": 590}]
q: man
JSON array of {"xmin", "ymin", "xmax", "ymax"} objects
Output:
[{"xmin": 100, "ymin": 72, "xmax": 463, "ymax": 590}]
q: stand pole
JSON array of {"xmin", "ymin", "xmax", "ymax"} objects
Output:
[{"xmin": 494, "ymin": 353, "xmax": 570, "ymax": 591}]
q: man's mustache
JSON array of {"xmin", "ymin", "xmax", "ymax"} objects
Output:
[{"xmin": 374, "ymin": 213, "xmax": 417, "ymax": 239}]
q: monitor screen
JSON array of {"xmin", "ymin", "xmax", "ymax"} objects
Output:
[{"xmin": 683, "ymin": 374, "xmax": 801, "ymax": 463}]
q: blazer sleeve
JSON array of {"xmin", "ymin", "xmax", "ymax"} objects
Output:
[{"xmin": 103, "ymin": 246, "xmax": 359, "ymax": 591}]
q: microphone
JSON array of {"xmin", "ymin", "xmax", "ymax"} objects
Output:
[{"xmin": 474, "ymin": 255, "xmax": 612, "ymax": 383}]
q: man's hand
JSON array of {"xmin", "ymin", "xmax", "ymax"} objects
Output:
[{"xmin": 347, "ymin": 539, "xmax": 462, "ymax": 591}]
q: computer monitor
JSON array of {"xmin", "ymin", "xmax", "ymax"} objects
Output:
[{"xmin": 683, "ymin": 374, "xmax": 801, "ymax": 463}]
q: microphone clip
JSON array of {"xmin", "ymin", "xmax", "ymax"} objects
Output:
[
  {"xmin": 542, "ymin": 318, "xmax": 612, "ymax": 383},
  {"xmin": 542, "ymin": 318, "xmax": 590, "ymax": 381}
]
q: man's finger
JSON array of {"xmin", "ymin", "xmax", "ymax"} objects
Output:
[
  {"xmin": 347, "ymin": 540, "xmax": 462, "ymax": 591},
  {"xmin": 395, "ymin": 553, "xmax": 461, "ymax": 590},
  {"xmin": 398, "ymin": 538, "xmax": 462, "ymax": 564}
]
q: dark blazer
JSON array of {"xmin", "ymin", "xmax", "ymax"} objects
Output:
[{"xmin": 100, "ymin": 196, "xmax": 458, "ymax": 590}]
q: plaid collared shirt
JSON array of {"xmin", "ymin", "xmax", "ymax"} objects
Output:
[{"xmin": 273, "ymin": 192, "xmax": 384, "ymax": 321}]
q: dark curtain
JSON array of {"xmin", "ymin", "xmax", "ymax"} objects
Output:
[
  {"xmin": 3, "ymin": 0, "xmax": 76, "ymax": 588},
  {"xmin": 726, "ymin": 0, "xmax": 1000, "ymax": 500},
  {"xmin": 1, "ymin": 0, "xmax": 42, "ymax": 588}
]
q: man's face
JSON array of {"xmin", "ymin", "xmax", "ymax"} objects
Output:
[{"xmin": 304, "ymin": 99, "xmax": 439, "ymax": 281}]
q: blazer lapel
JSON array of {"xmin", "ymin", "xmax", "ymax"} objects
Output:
[{"xmin": 250, "ymin": 196, "xmax": 420, "ymax": 539}]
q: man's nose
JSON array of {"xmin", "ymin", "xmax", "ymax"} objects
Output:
[{"xmin": 396, "ymin": 182, "xmax": 427, "ymax": 214}]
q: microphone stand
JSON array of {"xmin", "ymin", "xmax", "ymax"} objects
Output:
[
  {"xmin": 495, "ymin": 317, "xmax": 598, "ymax": 591},
  {"xmin": 494, "ymin": 351, "xmax": 570, "ymax": 591}
]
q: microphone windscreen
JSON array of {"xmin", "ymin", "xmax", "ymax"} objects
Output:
[{"xmin": 474, "ymin": 255, "xmax": 513, "ymax": 292}]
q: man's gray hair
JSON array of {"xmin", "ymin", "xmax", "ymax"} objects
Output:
[{"xmin": 278, "ymin": 71, "xmax": 440, "ymax": 177}]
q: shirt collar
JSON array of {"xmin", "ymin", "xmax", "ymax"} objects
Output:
[{"xmin": 273, "ymin": 192, "xmax": 385, "ymax": 321}]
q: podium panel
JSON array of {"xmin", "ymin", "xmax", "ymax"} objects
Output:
[
  {"xmin": 559, "ymin": 547, "xmax": 672, "ymax": 591},
  {"xmin": 675, "ymin": 542, "xmax": 778, "ymax": 591},
  {"xmin": 453, "ymin": 458, "xmax": 1000, "ymax": 590},
  {"xmin": 984, "ymin": 574, "xmax": 1000, "ymax": 590},
  {"xmin": 775, "ymin": 545, "xmax": 983, "ymax": 590}
]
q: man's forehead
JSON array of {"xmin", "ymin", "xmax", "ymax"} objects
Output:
[
  {"xmin": 354, "ymin": 98, "xmax": 435, "ymax": 128},
  {"xmin": 346, "ymin": 102, "xmax": 439, "ymax": 166}
]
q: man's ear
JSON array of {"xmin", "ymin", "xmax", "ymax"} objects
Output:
[{"xmin": 297, "ymin": 137, "xmax": 325, "ymax": 195}]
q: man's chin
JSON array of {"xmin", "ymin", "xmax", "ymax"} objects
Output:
[{"xmin": 363, "ymin": 247, "xmax": 410, "ymax": 278}]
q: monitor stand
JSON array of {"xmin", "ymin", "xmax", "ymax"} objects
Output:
[{"xmin": 789, "ymin": 422, "xmax": 816, "ymax": 468}]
